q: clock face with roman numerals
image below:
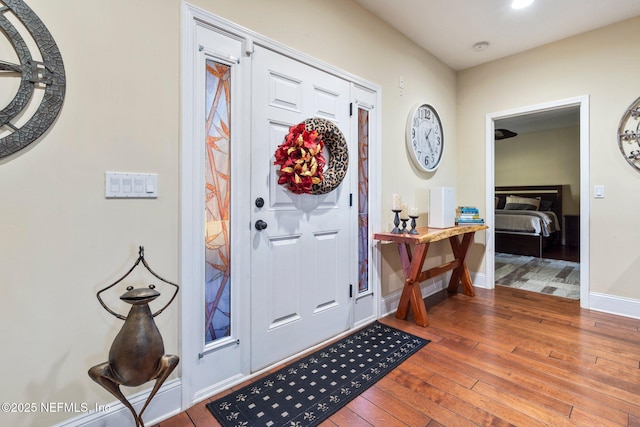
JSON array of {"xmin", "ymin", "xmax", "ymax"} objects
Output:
[
  {"xmin": 405, "ymin": 103, "xmax": 444, "ymax": 172},
  {"xmin": 618, "ymin": 96, "xmax": 640, "ymax": 171},
  {"xmin": 0, "ymin": 0, "xmax": 66, "ymax": 159}
]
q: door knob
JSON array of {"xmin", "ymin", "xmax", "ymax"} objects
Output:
[
  {"xmin": 255, "ymin": 197, "xmax": 264, "ymax": 208},
  {"xmin": 255, "ymin": 220, "xmax": 268, "ymax": 231}
]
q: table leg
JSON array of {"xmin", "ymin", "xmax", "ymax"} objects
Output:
[
  {"xmin": 396, "ymin": 242, "xmax": 429, "ymax": 327},
  {"xmin": 447, "ymin": 232, "xmax": 476, "ymax": 296}
]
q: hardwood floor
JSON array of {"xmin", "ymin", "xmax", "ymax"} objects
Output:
[
  {"xmin": 154, "ymin": 287, "xmax": 640, "ymax": 426},
  {"xmin": 543, "ymin": 243, "xmax": 580, "ymax": 262}
]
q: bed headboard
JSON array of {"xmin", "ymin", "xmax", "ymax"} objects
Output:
[{"xmin": 495, "ymin": 185, "xmax": 563, "ymax": 221}]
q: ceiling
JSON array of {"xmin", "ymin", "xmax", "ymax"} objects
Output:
[
  {"xmin": 495, "ymin": 106, "xmax": 580, "ymax": 137},
  {"xmin": 353, "ymin": 0, "xmax": 640, "ymax": 135},
  {"xmin": 353, "ymin": 0, "xmax": 640, "ymax": 71}
]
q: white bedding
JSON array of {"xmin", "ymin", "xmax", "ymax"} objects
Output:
[{"xmin": 495, "ymin": 209, "xmax": 560, "ymax": 237}]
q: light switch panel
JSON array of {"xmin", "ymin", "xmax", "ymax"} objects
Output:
[
  {"xmin": 594, "ymin": 185, "xmax": 604, "ymax": 199},
  {"xmin": 106, "ymin": 172, "xmax": 158, "ymax": 198}
]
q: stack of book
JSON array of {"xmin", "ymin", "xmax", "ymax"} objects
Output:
[{"xmin": 455, "ymin": 206, "xmax": 485, "ymax": 225}]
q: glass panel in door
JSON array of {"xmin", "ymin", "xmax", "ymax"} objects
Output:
[
  {"xmin": 204, "ymin": 60, "xmax": 231, "ymax": 343},
  {"xmin": 358, "ymin": 108, "xmax": 369, "ymax": 293}
]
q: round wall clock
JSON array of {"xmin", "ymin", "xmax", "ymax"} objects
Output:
[
  {"xmin": 405, "ymin": 103, "xmax": 444, "ymax": 172},
  {"xmin": 0, "ymin": 0, "xmax": 66, "ymax": 159},
  {"xmin": 618, "ymin": 96, "xmax": 640, "ymax": 171}
]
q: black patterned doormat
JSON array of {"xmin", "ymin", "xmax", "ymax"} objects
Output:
[{"xmin": 206, "ymin": 321, "xmax": 429, "ymax": 427}]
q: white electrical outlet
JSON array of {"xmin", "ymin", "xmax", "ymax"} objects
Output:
[{"xmin": 106, "ymin": 172, "xmax": 158, "ymax": 198}]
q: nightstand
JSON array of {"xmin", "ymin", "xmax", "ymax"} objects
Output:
[{"xmin": 564, "ymin": 215, "xmax": 580, "ymax": 247}]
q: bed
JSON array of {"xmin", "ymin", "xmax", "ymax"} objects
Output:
[{"xmin": 494, "ymin": 185, "xmax": 563, "ymax": 257}]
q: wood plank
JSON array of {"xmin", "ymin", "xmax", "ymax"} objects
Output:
[
  {"xmin": 185, "ymin": 400, "xmax": 221, "ymax": 427},
  {"xmin": 395, "ymin": 363, "xmax": 517, "ymax": 427},
  {"xmin": 323, "ymin": 405, "xmax": 372, "ymax": 426},
  {"xmin": 373, "ymin": 224, "xmax": 488, "ymax": 245},
  {"xmin": 359, "ymin": 385, "xmax": 433, "ymax": 426},
  {"xmin": 156, "ymin": 412, "xmax": 196, "ymax": 427},
  {"xmin": 470, "ymin": 381, "xmax": 574, "ymax": 427},
  {"xmin": 413, "ymin": 349, "xmax": 573, "ymax": 417},
  {"xmin": 345, "ymin": 395, "xmax": 409, "ymax": 427},
  {"xmin": 375, "ymin": 372, "xmax": 479, "ymax": 427}
]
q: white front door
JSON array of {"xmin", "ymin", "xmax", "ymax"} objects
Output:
[
  {"xmin": 182, "ymin": 6, "xmax": 380, "ymax": 406},
  {"xmin": 250, "ymin": 46, "xmax": 353, "ymax": 371}
]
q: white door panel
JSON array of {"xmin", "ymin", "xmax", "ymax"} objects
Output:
[{"xmin": 250, "ymin": 46, "xmax": 353, "ymax": 371}]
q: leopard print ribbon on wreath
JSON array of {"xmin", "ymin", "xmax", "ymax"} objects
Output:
[{"xmin": 304, "ymin": 118, "xmax": 348, "ymax": 195}]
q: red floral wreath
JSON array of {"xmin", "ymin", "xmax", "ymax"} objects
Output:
[{"xmin": 274, "ymin": 122, "xmax": 326, "ymax": 194}]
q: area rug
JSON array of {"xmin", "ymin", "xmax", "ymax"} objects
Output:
[
  {"xmin": 207, "ymin": 321, "xmax": 429, "ymax": 427},
  {"xmin": 495, "ymin": 252, "xmax": 580, "ymax": 299}
]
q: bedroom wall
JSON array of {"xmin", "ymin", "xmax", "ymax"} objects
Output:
[
  {"xmin": 0, "ymin": 1, "xmax": 456, "ymax": 426},
  {"xmin": 458, "ymin": 16, "xmax": 640, "ymax": 301},
  {"xmin": 495, "ymin": 125, "xmax": 581, "ymax": 215}
]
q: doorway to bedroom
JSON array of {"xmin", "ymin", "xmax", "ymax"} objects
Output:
[{"xmin": 485, "ymin": 96, "xmax": 589, "ymax": 305}]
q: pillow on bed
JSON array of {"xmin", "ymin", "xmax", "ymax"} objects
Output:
[
  {"xmin": 504, "ymin": 195, "xmax": 540, "ymax": 211},
  {"xmin": 539, "ymin": 199, "xmax": 553, "ymax": 211}
]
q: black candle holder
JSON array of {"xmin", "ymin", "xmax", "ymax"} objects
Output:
[
  {"xmin": 400, "ymin": 217, "xmax": 409, "ymax": 233},
  {"xmin": 391, "ymin": 209, "xmax": 401, "ymax": 234},
  {"xmin": 409, "ymin": 215, "xmax": 419, "ymax": 234}
]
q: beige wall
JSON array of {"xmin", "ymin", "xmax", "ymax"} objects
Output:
[
  {"xmin": 458, "ymin": 16, "xmax": 640, "ymax": 299},
  {"xmin": 0, "ymin": 1, "xmax": 456, "ymax": 426},
  {"xmin": 495, "ymin": 126, "xmax": 581, "ymax": 215},
  {"xmin": 0, "ymin": 1, "xmax": 181, "ymax": 426}
]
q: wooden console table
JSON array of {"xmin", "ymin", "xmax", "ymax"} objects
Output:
[{"xmin": 373, "ymin": 225, "xmax": 488, "ymax": 327}]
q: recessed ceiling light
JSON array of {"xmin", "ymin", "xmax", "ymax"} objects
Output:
[
  {"xmin": 512, "ymin": 0, "xmax": 534, "ymax": 9},
  {"xmin": 472, "ymin": 41, "xmax": 489, "ymax": 52}
]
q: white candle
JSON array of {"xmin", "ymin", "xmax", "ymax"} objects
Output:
[
  {"xmin": 400, "ymin": 203, "xmax": 408, "ymax": 218},
  {"xmin": 392, "ymin": 193, "xmax": 401, "ymax": 210},
  {"xmin": 409, "ymin": 207, "xmax": 418, "ymax": 217}
]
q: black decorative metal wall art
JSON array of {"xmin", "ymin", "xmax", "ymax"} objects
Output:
[{"xmin": 0, "ymin": 0, "xmax": 66, "ymax": 158}]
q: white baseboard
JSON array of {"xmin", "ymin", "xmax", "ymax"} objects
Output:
[
  {"xmin": 192, "ymin": 374, "xmax": 245, "ymax": 405},
  {"xmin": 52, "ymin": 378, "xmax": 182, "ymax": 427},
  {"xmin": 588, "ymin": 292, "xmax": 640, "ymax": 320},
  {"xmin": 380, "ymin": 277, "xmax": 447, "ymax": 318},
  {"xmin": 470, "ymin": 270, "xmax": 488, "ymax": 288}
]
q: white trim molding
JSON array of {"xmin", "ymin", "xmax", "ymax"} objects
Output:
[
  {"xmin": 51, "ymin": 379, "xmax": 181, "ymax": 427},
  {"xmin": 588, "ymin": 292, "xmax": 640, "ymax": 320},
  {"xmin": 485, "ymin": 95, "xmax": 590, "ymax": 307}
]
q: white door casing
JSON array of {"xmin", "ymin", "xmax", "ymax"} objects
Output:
[
  {"xmin": 181, "ymin": 3, "xmax": 381, "ymax": 409},
  {"xmin": 484, "ymin": 96, "xmax": 590, "ymax": 305},
  {"xmin": 250, "ymin": 45, "xmax": 353, "ymax": 371}
]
